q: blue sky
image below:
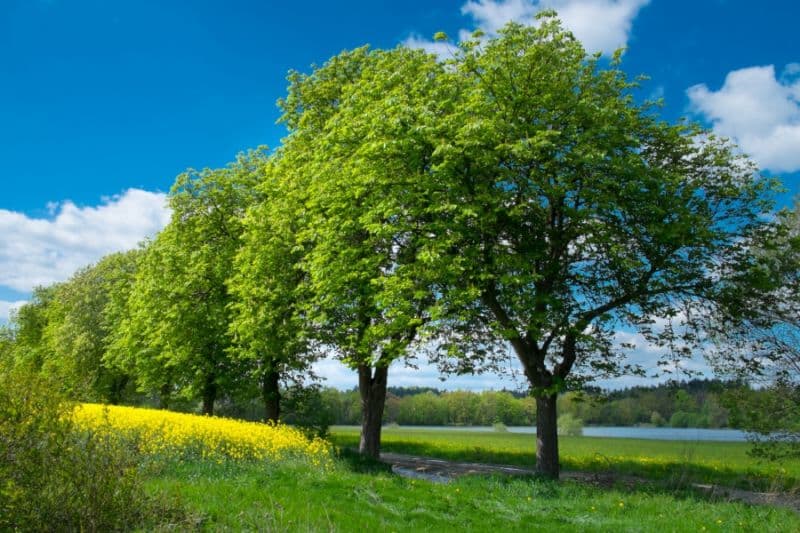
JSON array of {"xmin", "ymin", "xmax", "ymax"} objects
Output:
[{"xmin": 1, "ymin": 0, "xmax": 798, "ymax": 390}]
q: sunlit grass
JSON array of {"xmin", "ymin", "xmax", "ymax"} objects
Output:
[
  {"xmin": 330, "ymin": 426, "xmax": 800, "ymax": 491},
  {"xmin": 147, "ymin": 458, "xmax": 799, "ymax": 531}
]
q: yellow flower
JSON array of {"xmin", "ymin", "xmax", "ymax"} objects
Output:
[{"xmin": 72, "ymin": 403, "xmax": 333, "ymax": 468}]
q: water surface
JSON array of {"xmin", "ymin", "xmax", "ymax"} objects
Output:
[{"xmin": 367, "ymin": 425, "xmax": 750, "ymax": 442}]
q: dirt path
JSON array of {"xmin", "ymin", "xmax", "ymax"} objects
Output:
[{"xmin": 379, "ymin": 451, "xmax": 800, "ymax": 514}]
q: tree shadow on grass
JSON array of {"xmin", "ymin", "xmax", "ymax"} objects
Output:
[
  {"xmin": 334, "ymin": 437, "xmax": 796, "ymax": 493},
  {"xmin": 336, "ymin": 447, "xmax": 393, "ymax": 475}
]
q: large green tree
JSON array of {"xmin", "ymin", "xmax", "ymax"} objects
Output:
[
  {"xmin": 227, "ymin": 154, "xmax": 318, "ymax": 423},
  {"xmin": 111, "ymin": 154, "xmax": 261, "ymax": 414},
  {"xmin": 40, "ymin": 250, "xmax": 140, "ymax": 402},
  {"xmin": 272, "ymin": 46, "xmax": 445, "ymax": 457},
  {"xmin": 417, "ymin": 16, "xmax": 781, "ymax": 478}
]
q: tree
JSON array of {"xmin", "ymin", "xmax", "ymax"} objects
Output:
[
  {"xmin": 713, "ymin": 201, "xmax": 800, "ymax": 458},
  {"xmin": 418, "ymin": 16, "xmax": 781, "ymax": 478},
  {"xmin": 111, "ymin": 154, "xmax": 261, "ymax": 414},
  {"xmin": 273, "ymin": 46, "xmax": 445, "ymax": 457},
  {"xmin": 227, "ymin": 154, "xmax": 319, "ymax": 422},
  {"xmin": 5, "ymin": 286, "xmax": 57, "ymax": 372},
  {"xmin": 39, "ymin": 251, "xmax": 140, "ymax": 402}
]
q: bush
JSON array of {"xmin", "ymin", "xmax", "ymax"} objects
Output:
[
  {"xmin": 0, "ymin": 366, "xmax": 173, "ymax": 531},
  {"xmin": 281, "ymin": 384, "xmax": 334, "ymax": 439},
  {"xmin": 650, "ymin": 411, "xmax": 667, "ymax": 427},
  {"xmin": 669, "ymin": 411, "xmax": 709, "ymax": 428},
  {"xmin": 492, "ymin": 421, "xmax": 509, "ymax": 433},
  {"xmin": 557, "ymin": 413, "xmax": 584, "ymax": 436}
]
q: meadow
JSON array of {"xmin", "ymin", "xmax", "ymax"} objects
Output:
[
  {"xmin": 330, "ymin": 426, "xmax": 800, "ymax": 492},
  {"xmin": 72, "ymin": 406, "xmax": 796, "ymax": 531}
]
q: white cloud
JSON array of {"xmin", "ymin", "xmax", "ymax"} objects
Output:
[
  {"xmin": 0, "ymin": 300, "xmax": 26, "ymax": 324},
  {"xmin": 593, "ymin": 326, "xmax": 714, "ymax": 389},
  {"xmin": 312, "ymin": 322, "xmax": 715, "ymax": 392},
  {"xmin": 688, "ymin": 64, "xmax": 800, "ymax": 173},
  {"xmin": 404, "ymin": 0, "xmax": 649, "ymax": 57},
  {"xmin": 0, "ymin": 189, "xmax": 170, "ymax": 292},
  {"xmin": 402, "ymin": 34, "xmax": 459, "ymax": 58}
]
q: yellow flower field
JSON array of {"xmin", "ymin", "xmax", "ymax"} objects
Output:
[{"xmin": 73, "ymin": 403, "xmax": 333, "ymax": 467}]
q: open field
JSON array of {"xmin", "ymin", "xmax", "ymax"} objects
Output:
[
  {"xmin": 331, "ymin": 426, "xmax": 800, "ymax": 492},
  {"xmin": 16, "ymin": 403, "xmax": 800, "ymax": 531}
]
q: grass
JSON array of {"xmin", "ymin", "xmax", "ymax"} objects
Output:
[
  {"xmin": 145, "ymin": 456, "xmax": 799, "ymax": 531},
  {"xmin": 330, "ymin": 426, "xmax": 800, "ymax": 491},
  {"xmin": 57, "ymin": 407, "xmax": 790, "ymax": 530}
]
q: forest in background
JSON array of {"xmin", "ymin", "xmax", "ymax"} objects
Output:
[{"xmin": 210, "ymin": 379, "xmax": 741, "ymax": 430}]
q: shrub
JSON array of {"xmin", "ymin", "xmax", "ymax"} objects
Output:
[
  {"xmin": 0, "ymin": 366, "xmax": 171, "ymax": 531},
  {"xmin": 281, "ymin": 384, "xmax": 334, "ymax": 439},
  {"xmin": 492, "ymin": 421, "xmax": 509, "ymax": 433},
  {"xmin": 557, "ymin": 413, "xmax": 584, "ymax": 436},
  {"xmin": 650, "ymin": 411, "xmax": 667, "ymax": 427}
]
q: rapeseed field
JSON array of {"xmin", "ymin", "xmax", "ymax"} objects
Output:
[{"xmin": 73, "ymin": 403, "xmax": 333, "ymax": 467}]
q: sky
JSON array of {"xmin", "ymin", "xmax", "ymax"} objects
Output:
[{"xmin": 1, "ymin": 0, "xmax": 798, "ymax": 391}]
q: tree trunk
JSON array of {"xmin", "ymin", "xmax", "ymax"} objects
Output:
[
  {"xmin": 159, "ymin": 383, "xmax": 171, "ymax": 409},
  {"xmin": 108, "ymin": 375, "xmax": 128, "ymax": 405},
  {"xmin": 535, "ymin": 393, "xmax": 559, "ymax": 479},
  {"xmin": 262, "ymin": 368, "xmax": 281, "ymax": 423},
  {"xmin": 358, "ymin": 365, "xmax": 388, "ymax": 459},
  {"xmin": 202, "ymin": 374, "xmax": 217, "ymax": 416}
]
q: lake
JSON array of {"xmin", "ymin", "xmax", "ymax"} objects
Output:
[{"xmin": 374, "ymin": 425, "xmax": 750, "ymax": 442}]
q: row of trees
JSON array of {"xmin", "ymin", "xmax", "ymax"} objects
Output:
[
  {"xmin": 2, "ymin": 14, "xmax": 798, "ymax": 476},
  {"xmin": 318, "ymin": 381, "xmax": 735, "ymax": 429}
]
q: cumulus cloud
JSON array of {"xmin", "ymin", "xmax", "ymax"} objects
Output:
[
  {"xmin": 0, "ymin": 189, "xmax": 170, "ymax": 292},
  {"xmin": 595, "ymin": 328, "xmax": 714, "ymax": 389},
  {"xmin": 312, "ymin": 320, "xmax": 714, "ymax": 392},
  {"xmin": 688, "ymin": 64, "xmax": 800, "ymax": 173},
  {"xmin": 404, "ymin": 0, "xmax": 650, "ymax": 57}
]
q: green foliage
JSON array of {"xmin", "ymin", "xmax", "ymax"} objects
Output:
[
  {"xmin": 43, "ymin": 251, "xmax": 140, "ymax": 402},
  {"xmin": 650, "ymin": 411, "xmax": 667, "ymax": 427},
  {"xmin": 4, "ymin": 252, "xmax": 141, "ymax": 404},
  {"xmin": 280, "ymin": 46, "xmax": 444, "ymax": 371},
  {"xmin": 227, "ymin": 153, "xmax": 318, "ymax": 421},
  {"xmin": 321, "ymin": 382, "xmax": 730, "ymax": 429},
  {"xmin": 112, "ymin": 153, "xmax": 264, "ymax": 413},
  {"xmin": 6, "ymin": 285, "xmax": 57, "ymax": 370},
  {"xmin": 711, "ymin": 200, "xmax": 800, "ymax": 460},
  {"xmin": 492, "ymin": 421, "xmax": 509, "ymax": 433},
  {"xmin": 724, "ymin": 381, "xmax": 800, "ymax": 460},
  {"xmin": 0, "ymin": 366, "xmax": 172, "ymax": 531},
  {"xmin": 557, "ymin": 413, "xmax": 584, "ymax": 436},
  {"xmin": 393, "ymin": 15, "xmax": 781, "ymax": 475},
  {"xmin": 280, "ymin": 384, "xmax": 335, "ymax": 438}
]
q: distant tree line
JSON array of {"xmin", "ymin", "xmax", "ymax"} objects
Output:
[{"xmin": 315, "ymin": 380, "xmax": 746, "ymax": 429}]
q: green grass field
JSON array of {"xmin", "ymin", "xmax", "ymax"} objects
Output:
[
  {"xmin": 329, "ymin": 426, "xmax": 800, "ymax": 491},
  {"xmin": 146, "ymin": 457, "xmax": 798, "ymax": 532},
  {"xmin": 139, "ymin": 428, "xmax": 800, "ymax": 531}
]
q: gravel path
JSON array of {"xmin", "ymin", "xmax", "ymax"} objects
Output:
[{"xmin": 379, "ymin": 451, "xmax": 800, "ymax": 514}]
